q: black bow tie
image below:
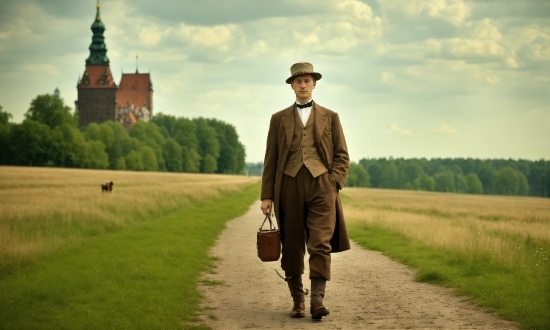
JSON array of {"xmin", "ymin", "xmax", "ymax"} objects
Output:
[{"xmin": 296, "ymin": 101, "xmax": 313, "ymax": 109}]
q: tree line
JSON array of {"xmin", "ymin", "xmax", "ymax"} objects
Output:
[
  {"xmin": 0, "ymin": 94, "xmax": 246, "ymax": 174},
  {"xmin": 344, "ymin": 157, "xmax": 549, "ymax": 197}
]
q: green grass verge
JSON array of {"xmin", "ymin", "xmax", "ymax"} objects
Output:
[
  {"xmin": 348, "ymin": 223, "xmax": 550, "ymax": 330},
  {"xmin": 0, "ymin": 182, "xmax": 259, "ymax": 330}
]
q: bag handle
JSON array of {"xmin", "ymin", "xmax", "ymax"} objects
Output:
[{"xmin": 259, "ymin": 214, "xmax": 278, "ymax": 231}]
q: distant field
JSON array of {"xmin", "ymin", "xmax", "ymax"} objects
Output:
[
  {"xmin": 0, "ymin": 166, "xmax": 259, "ymax": 273},
  {"xmin": 342, "ymin": 188, "xmax": 550, "ymax": 329}
]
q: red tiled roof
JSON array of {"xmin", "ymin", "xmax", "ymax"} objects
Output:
[
  {"xmin": 117, "ymin": 73, "xmax": 153, "ymax": 110},
  {"xmin": 127, "ymin": 111, "xmax": 137, "ymax": 124},
  {"xmin": 79, "ymin": 65, "xmax": 117, "ymax": 88}
]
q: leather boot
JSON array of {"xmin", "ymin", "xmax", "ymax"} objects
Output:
[
  {"xmin": 310, "ymin": 301, "xmax": 330, "ymax": 320},
  {"xmin": 290, "ymin": 301, "xmax": 305, "ymax": 318}
]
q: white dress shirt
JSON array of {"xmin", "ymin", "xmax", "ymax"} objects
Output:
[{"xmin": 296, "ymin": 99, "xmax": 313, "ymax": 126}]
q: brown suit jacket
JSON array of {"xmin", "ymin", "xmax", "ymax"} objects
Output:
[{"xmin": 261, "ymin": 102, "xmax": 351, "ymax": 253}]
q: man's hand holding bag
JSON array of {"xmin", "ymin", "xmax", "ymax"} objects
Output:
[{"xmin": 257, "ymin": 214, "xmax": 281, "ymax": 262}]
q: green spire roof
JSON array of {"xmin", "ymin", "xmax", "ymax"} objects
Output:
[{"xmin": 86, "ymin": 0, "xmax": 110, "ymax": 65}]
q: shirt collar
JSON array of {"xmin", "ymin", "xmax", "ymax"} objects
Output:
[{"xmin": 296, "ymin": 99, "xmax": 313, "ymax": 106}]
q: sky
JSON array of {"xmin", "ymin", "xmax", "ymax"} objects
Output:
[{"xmin": 0, "ymin": 0, "xmax": 548, "ymax": 163}]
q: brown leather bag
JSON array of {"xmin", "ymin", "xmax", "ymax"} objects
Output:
[{"xmin": 257, "ymin": 214, "xmax": 281, "ymax": 262}]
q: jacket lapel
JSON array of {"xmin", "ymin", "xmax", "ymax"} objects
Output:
[
  {"xmin": 282, "ymin": 104, "xmax": 295, "ymax": 147},
  {"xmin": 313, "ymin": 103, "xmax": 327, "ymax": 143}
]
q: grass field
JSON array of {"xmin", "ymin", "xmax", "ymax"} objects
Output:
[
  {"xmin": 0, "ymin": 166, "xmax": 260, "ymax": 329},
  {"xmin": 342, "ymin": 188, "xmax": 550, "ymax": 330},
  {"xmin": 3, "ymin": 166, "xmax": 549, "ymax": 329},
  {"xmin": 0, "ymin": 166, "xmax": 258, "ymax": 274}
]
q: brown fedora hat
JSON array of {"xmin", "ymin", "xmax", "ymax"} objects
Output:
[{"xmin": 285, "ymin": 62, "xmax": 322, "ymax": 84}]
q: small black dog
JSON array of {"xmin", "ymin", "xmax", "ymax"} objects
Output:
[{"xmin": 101, "ymin": 181, "xmax": 114, "ymax": 193}]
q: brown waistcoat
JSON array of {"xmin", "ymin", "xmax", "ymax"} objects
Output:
[{"xmin": 283, "ymin": 109, "xmax": 328, "ymax": 178}]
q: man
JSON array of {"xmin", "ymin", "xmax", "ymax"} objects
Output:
[{"xmin": 260, "ymin": 62, "xmax": 351, "ymax": 320}]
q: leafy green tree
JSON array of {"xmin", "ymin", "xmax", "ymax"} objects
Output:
[
  {"xmin": 495, "ymin": 167, "xmax": 520, "ymax": 195},
  {"xmin": 180, "ymin": 146, "xmax": 200, "ymax": 173},
  {"xmin": 517, "ymin": 171, "xmax": 529, "ymax": 196},
  {"xmin": 0, "ymin": 106, "xmax": 12, "ymax": 165},
  {"xmin": 358, "ymin": 158, "xmax": 369, "ymax": 171},
  {"xmin": 456, "ymin": 175, "xmax": 468, "ymax": 193},
  {"xmin": 411, "ymin": 178, "xmax": 422, "ymax": 190},
  {"xmin": 126, "ymin": 150, "xmax": 143, "ymax": 171},
  {"xmin": 150, "ymin": 113, "xmax": 178, "ymax": 138},
  {"xmin": 206, "ymin": 119, "xmax": 246, "ymax": 174},
  {"xmin": 172, "ymin": 118, "xmax": 200, "ymax": 173},
  {"xmin": 527, "ymin": 161, "xmax": 549, "ymax": 197},
  {"xmin": 478, "ymin": 166, "xmax": 497, "ymax": 194},
  {"xmin": 381, "ymin": 163, "xmax": 398, "ymax": 188},
  {"xmin": 202, "ymin": 154, "xmax": 217, "ymax": 174},
  {"xmin": 435, "ymin": 171, "xmax": 456, "ymax": 192},
  {"xmin": 8, "ymin": 120, "xmax": 60, "ymax": 166},
  {"xmin": 347, "ymin": 163, "xmax": 370, "ymax": 187},
  {"xmin": 86, "ymin": 141, "xmax": 109, "ymax": 169},
  {"xmin": 25, "ymin": 94, "xmax": 76, "ymax": 129},
  {"xmin": 421, "ymin": 176, "xmax": 436, "ymax": 191},
  {"xmin": 0, "ymin": 105, "xmax": 12, "ymax": 125},
  {"xmin": 399, "ymin": 163, "xmax": 424, "ymax": 188},
  {"xmin": 465, "ymin": 173, "xmax": 483, "ymax": 194},
  {"xmin": 163, "ymin": 138, "xmax": 183, "ymax": 172},
  {"xmin": 54, "ymin": 124, "xmax": 88, "ymax": 168},
  {"xmin": 194, "ymin": 118, "xmax": 220, "ymax": 173},
  {"xmin": 129, "ymin": 122, "xmax": 165, "ymax": 171},
  {"xmin": 140, "ymin": 146, "xmax": 158, "ymax": 171},
  {"xmin": 85, "ymin": 122, "xmax": 115, "ymax": 153},
  {"xmin": 367, "ymin": 162, "xmax": 382, "ymax": 188},
  {"xmin": 115, "ymin": 157, "xmax": 126, "ymax": 170},
  {"xmin": 101, "ymin": 121, "xmax": 141, "ymax": 170},
  {"xmin": 493, "ymin": 167, "xmax": 529, "ymax": 196},
  {"xmin": 449, "ymin": 165, "xmax": 463, "ymax": 176},
  {"xmin": 84, "ymin": 123, "xmax": 101, "ymax": 141}
]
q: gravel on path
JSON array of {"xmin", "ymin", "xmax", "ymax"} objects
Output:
[{"xmin": 197, "ymin": 201, "xmax": 518, "ymax": 329}]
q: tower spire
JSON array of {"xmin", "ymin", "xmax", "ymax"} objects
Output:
[
  {"xmin": 95, "ymin": 0, "xmax": 101, "ymax": 21},
  {"xmin": 86, "ymin": 0, "xmax": 110, "ymax": 65}
]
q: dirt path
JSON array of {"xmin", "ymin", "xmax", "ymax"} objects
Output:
[{"xmin": 197, "ymin": 201, "xmax": 518, "ymax": 329}]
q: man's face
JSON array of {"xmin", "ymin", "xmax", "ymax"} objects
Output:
[{"xmin": 291, "ymin": 74, "xmax": 316, "ymax": 103}]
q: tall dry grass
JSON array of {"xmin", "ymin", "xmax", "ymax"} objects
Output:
[
  {"xmin": 0, "ymin": 166, "xmax": 259, "ymax": 272},
  {"xmin": 342, "ymin": 188, "xmax": 550, "ymax": 271}
]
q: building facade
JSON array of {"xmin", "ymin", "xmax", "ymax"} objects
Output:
[{"xmin": 116, "ymin": 72, "xmax": 153, "ymax": 129}]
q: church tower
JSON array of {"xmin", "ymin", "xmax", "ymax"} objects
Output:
[{"xmin": 75, "ymin": 0, "xmax": 117, "ymax": 128}]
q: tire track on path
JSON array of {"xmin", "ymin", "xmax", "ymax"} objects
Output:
[{"xmin": 197, "ymin": 201, "xmax": 518, "ymax": 329}]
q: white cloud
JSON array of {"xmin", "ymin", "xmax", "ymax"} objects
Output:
[
  {"xmin": 379, "ymin": 0, "xmax": 471, "ymax": 25},
  {"xmin": 471, "ymin": 18, "xmax": 503, "ymax": 41},
  {"xmin": 0, "ymin": 0, "xmax": 549, "ymax": 162},
  {"xmin": 138, "ymin": 24, "xmax": 166, "ymax": 46},
  {"xmin": 195, "ymin": 88, "xmax": 252, "ymax": 111},
  {"xmin": 380, "ymin": 71, "xmax": 395, "ymax": 84},
  {"xmin": 22, "ymin": 63, "xmax": 58, "ymax": 75},
  {"xmin": 293, "ymin": 31, "xmax": 320, "ymax": 45},
  {"xmin": 530, "ymin": 109, "xmax": 547, "ymax": 115},
  {"xmin": 431, "ymin": 123, "xmax": 458, "ymax": 134},
  {"xmin": 442, "ymin": 38, "xmax": 506, "ymax": 58},
  {"xmin": 389, "ymin": 124, "xmax": 412, "ymax": 135},
  {"xmin": 485, "ymin": 75, "xmax": 499, "ymax": 84}
]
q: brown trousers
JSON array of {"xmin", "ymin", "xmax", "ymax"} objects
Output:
[{"xmin": 280, "ymin": 166, "xmax": 337, "ymax": 281}]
